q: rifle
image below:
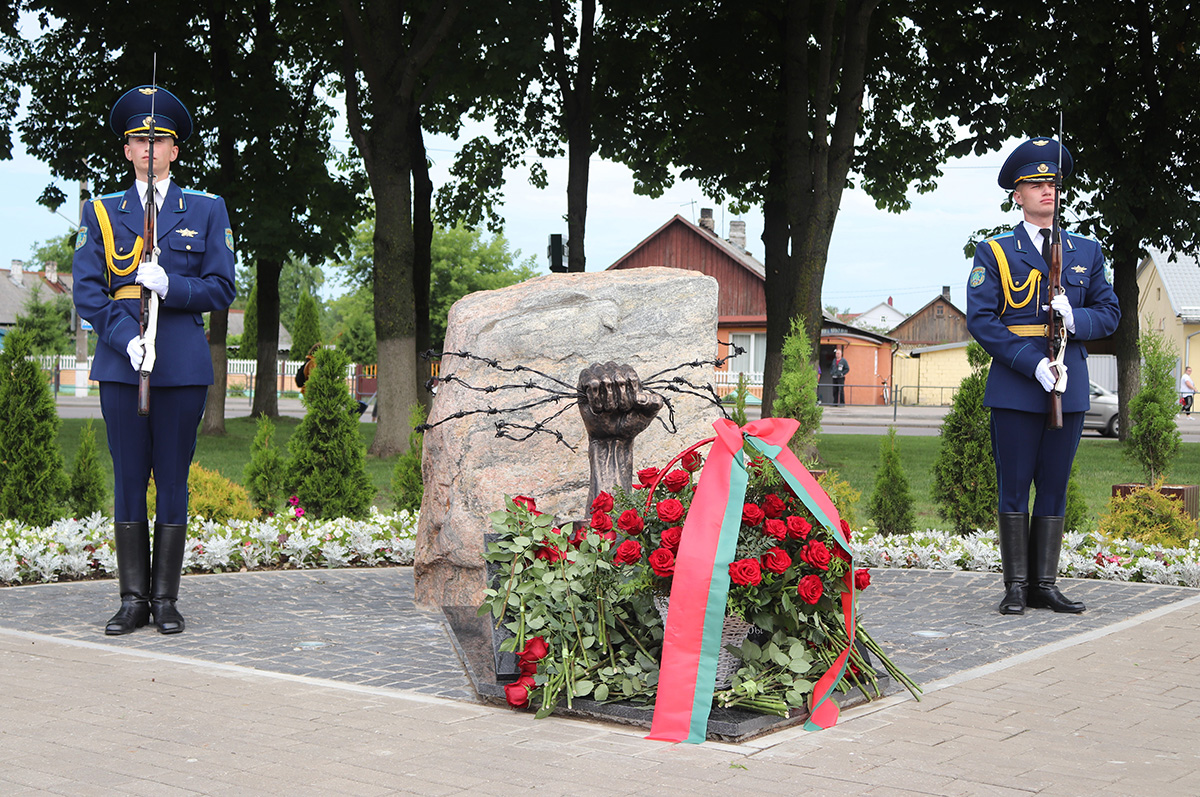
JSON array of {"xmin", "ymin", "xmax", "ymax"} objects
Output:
[
  {"xmin": 137, "ymin": 62, "xmax": 161, "ymax": 417},
  {"xmin": 1045, "ymin": 116, "xmax": 1068, "ymax": 430}
]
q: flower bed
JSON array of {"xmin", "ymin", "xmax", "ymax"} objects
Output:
[{"xmin": 0, "ymin": 509, "xmax": 419, "ymax": 586}]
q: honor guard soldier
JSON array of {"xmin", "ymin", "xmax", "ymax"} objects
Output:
[
  {"xmin": 73, "ymin": 85, "xmax": 236, "ymax": 635},
  {"xmin": 966, "ymin": 137, "xmax": 1119, "ymax": 616}
]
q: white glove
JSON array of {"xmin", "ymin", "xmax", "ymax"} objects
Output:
[
  {"xmin": 1035, "ymin": 358, "xmax": 1066, "ymax": 392},
  {"xmin": 127, "ymin": 337, "xmax": 146, "ymax": 372},
  {"xmin": 1050, "ymin": 293, "xmax": 1075, "ymax": 333},
  {"xmin": 136, "ymin": 262, "xmax": 169, "ymax": 299}
]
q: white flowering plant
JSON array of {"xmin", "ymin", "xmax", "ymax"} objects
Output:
[{"xmin": 0, "ymin": 508, "xmax": 418, "ymax": 586}]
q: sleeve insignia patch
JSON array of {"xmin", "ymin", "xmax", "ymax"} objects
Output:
[
  {"xmin": 969, "ymin": 265, "xmax": 986, "ymax": 288},
  {"xmin": 76, "ymin": 226, "xmax": 88, "ymax": 250},
  {"xmin": 225, "ymin": 228, "xmax": 235, "ymax": 252}
]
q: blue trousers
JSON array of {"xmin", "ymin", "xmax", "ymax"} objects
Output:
[
  {"xmin": 100, "ymin": 383, "xmax": 208, "ymax": 524},
  {"xmin": 990, "ymin": 408, "xmax": 1084, "ymax": 517}
]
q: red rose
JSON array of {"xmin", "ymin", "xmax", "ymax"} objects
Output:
[
  {"xmin": 763, "ymin": 518, "xmax": 787, "ymax": 541},
  {"xmin": 660, "ymin": 526, "xmax": 683, "ymax": 552},
  {"xmin": 786, "ymin": 516, "xmax": 812, "ymax": 539},
  {"xmin": 512, "ymin": 495, "xmax": 539, "ymax": 514},
  {"xmin": 591, "ymin": 492, "xmax": 614, "ymax": 513},
  {"xmin": 662, "ymin": 469, "xmax": 691, "ymax": 493},
  {"xmin": 729, "ymin": 557, "xmax": 763, "ymax": 586},
  {"xmin": 761, "ymin": 547, "xmax": 792, "ymax": 574},
  {"xmin": 797, "ymin": 574, "xmax": 824, "ymax": 604},
  {"xmin": 854, "ymin": 568, "xmax": 871, "ymax": 590},
  {"xmin": 518, "ymin": 659, "xmax": 538, "ymax": 677},
  {"xmin": 763, "ymin": 493, "xmax": 786, "ymax": 519},
  {"xmin": 839, "ymin": 518, "xmax": 852, "ymax": 540},
  {"xmin": 536, "ymin": 544, "xmax": 565, "ymax": 563},
  {"xmin": 519, "ymin": 636, "xmax": 549, "ymax": 663},
  {"xmin": 614, "ymin": 539, "xmax": 643, "ymax": 565},
  {"xmin": 590, "ymin": 511, "xmax": 613, "ymax": 532},
  {"xmin": 799, "ymin": 539, "xmax": 832, "ymax": 571},
  {"xmin": 648, "ymin": 548, "xmax": 675, "ymax": 576},
  {"xmin": 504, "ymin": 675, "xmax": 536, "ymax": 708},
  {"xmin": 657, "ymin": 498, "xmax": 685, "ymax": 524},
  {"xmin": 741, "ymin": 503, "xmax": 765, "ymax": 527},
  {"xmin": 833, "ymin": 543, "xmax": 852, "ymax": 563},
  {"xmin": 617, "ymin": 509, "xmax": 645, "ymax": 534},
  {"xmin": 680, "ymin": 450, "xmax": 703, "ymax": 472},
  {"xmin": 636, "ymin": 467, "xmax": 660, "ymax": 488}
]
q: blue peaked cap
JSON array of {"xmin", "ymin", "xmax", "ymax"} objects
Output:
[
  {"xmin": 998, "ymin": 137, "xmax": 1073, "ymax": 190},
  {"xmin": 109, "ymin": 85, "xmax": 193, "ymax": 143}
]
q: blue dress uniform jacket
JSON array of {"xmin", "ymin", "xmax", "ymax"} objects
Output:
[
  {"xmin": 966, "ymin": 224, "xmax": 1119, "ymax": 413},
  {"xmin": 73, "ymin": 182, "xmax": 236, "ymax": 386}
]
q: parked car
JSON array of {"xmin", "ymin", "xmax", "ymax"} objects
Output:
[{"xmin": 1084, "ymin": 381, "xmax": 1119, "ymax": 437}]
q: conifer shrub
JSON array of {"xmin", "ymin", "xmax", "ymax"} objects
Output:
[
  {"xmin": 1098, "ymin": 484, "xmax": 1197, "ymax": 547},
  {"xmin": 244, "ymin": 414, "xmax": 287, "ymax": 517},
  {"xmin": 0, "ymin": 330, "xmax": 67, "ymax": 525},
  {"xmin": 289, "ymin": 292, "xmax": 322, "ymax": 362},
  {"xmin": 241, "ymin": 283, "xmax": 259, "ymax": 360},
  {"xmin": 1125, "ymin": 324, "xmax": 1182, "ymax": 484},
  {"xmin": 67, "ymin": 419, "xmax": 107, "ymax": 518},
  {"xmin": 147, "ymin": 463, "xmax": 255, "ymax": 522},
  {"xmin": 1064, "ymin": 462, "xmax": 1089, "ymax": 532},
  {"xmin": 817, "ymin": 470, "xmax": 861, "ymax": 530},
  {"xmin": 392, "ymin": 403, "xmax": 427, "ymax": 513},
  {"xmin": 868, "ymin": 427, "xmax": 916, "ymax": 535},
  {"xmin": 931, "ymin": 341, "xmax": 997, "ymax": 534},
  {"xmin": 284, "ymin": 346, "xmax": 373, "ymax": 519},
  {"xmin": 771, "ymin": 316, "xmax": 823, "ymax": 461},
  {"xmin": 725, "ymin": 371, "xmax": 751, "ymax": 426}
]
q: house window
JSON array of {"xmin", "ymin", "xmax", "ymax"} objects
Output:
[
  {"xmin": 935, "ymin": 304, "xmax": 944, "ymax": 317},
  {"xmin": 729, "ymin": 333, "xmax": 767, "ymax": 376}
]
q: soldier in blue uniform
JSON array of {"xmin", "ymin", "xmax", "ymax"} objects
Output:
[
  {"xmin": 73, "ymin": 86, "xmax": 236, "ymax": 635},
  {"xmin": 966, "ymin": 137, "xmax": 1119, "ymax": 616}
]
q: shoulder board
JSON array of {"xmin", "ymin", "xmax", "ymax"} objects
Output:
[
  {"xmin": 1064, "ymin": 231, "xmax": 1100, "ymax": 245},
  {"xmin": 98, "ymin": 191, "xmax": 125, "ymax": 200},
  {"xmin": 181, "ymin": 189, "xmax": 220, "ymax": 200},
  {"xmin": 986, "ymin": 231, "xmax": 1015, "ymax": 243}
]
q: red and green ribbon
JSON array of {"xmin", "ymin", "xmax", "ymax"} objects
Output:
[{"xmin": 647, "ymin": 417, "xmax": 856, "ymax": 743}]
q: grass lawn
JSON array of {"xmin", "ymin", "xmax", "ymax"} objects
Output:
[
  {"xmin": 58, "ymin": 416, "xmax": 400, "ymax": 513},
  {"xmin": 817, "ymin": 432, "xmax": 1200, "ymax": 530}
]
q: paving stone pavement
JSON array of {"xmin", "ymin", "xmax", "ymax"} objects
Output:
[{"xmin": 2, "ymin": 567, "xmax": 1199, "ymax": 795}]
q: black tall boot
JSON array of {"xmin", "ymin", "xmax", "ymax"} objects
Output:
[
  {"xmin": 105, "ymin": 521, "xmax": 151, "ymax": 635},
  {"xmin": 151, "ymin": 522, "xmax": 188, "ymax": 634},
  {"xmin": 997, "ymin": 512, "xmax": 1030, "ymax": 615},
  {"xmin": 1027, "ymin": 516, "xmax": 1085, "ymax": 613}
]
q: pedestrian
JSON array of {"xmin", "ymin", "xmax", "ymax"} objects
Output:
[
  {"xmin": 1182, "ymin": 366, "xmax": 1195, "ymax": 418},
  {"xmin": 965, "ymin": 137, "xmax": 1120, "ymax": 616},
  {"xmin": 73, "ymin": 85, "xmax": 236, "ymax": 635},
  {"xmin": 830, "ymin": 347, "xmax": 849, "ymax": 405}
]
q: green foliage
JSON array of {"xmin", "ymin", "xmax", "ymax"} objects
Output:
[
  {"xmin": 150, "ymin": 463, "xmax": 255, "ymax": 522},
  {"xmin": 243, "ymin": 415, "xmax": 287, "ymax": 517},
  {"xmin": 284, "ymin": 347, "xmax": 373, "ymax": 519},
  {"xmin": 29, "ymin": 231, "xmax": 77, "ymax": 273},
  {"xmin": 391, "ymin": 404, "xmax": 427, "ymax": 513},
  {"xmin": 1064, "ymin": 462, "xmax": 1089, "ymax": 533},
  {"xmin": 327, "ymin": 287, "xmax": 376, "ymax": 364},
  {"xmin": 1098, "ymin": 485, "xmax": 1198, "ymax": 548},
  {"xmin": 725, "ymin": 372, "xmax": 751, "ymax": 427},
  {"xmin": 868, "ymin": 428, "xmax": 916, "ymax": 535},
  {"xmin": 1125, "ymin": 324, "xmax": 1182, "ymax": 484},
  {"xmin": 0, "ymin": 331, "xmax": 67, "ymax": 524},
  {"xmin": 816, "ymin": 470, "xmax": 861, "ymax": 530},
  {"xmin": 278, "ymin": 256, "xmax": 326, "ymax": 334},
  {"xmin": 13, "ymin": 286, "xmax": 73, "ymax": 356},
  {"xmin": 66, "ymin": 419, "xmax": 107, "ymax": 518},
  {"xmin": 289, "ymin": 291, "xmax": 323, "ymax": 361},
  {"xmin": 931, "ymin": 341, "xmax": 997, "ymax": 534},
  {"xmin": 771, "ymin": 316, "xmax": 823, "ymax": 460},
  {"xmin": 241, "ymin": 283, "xmax": 259, "ymax": 361}
]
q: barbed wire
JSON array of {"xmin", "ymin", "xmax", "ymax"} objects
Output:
[{"xmin": 415, "ymin": 342, "xmax": 747, "ymax": 449}]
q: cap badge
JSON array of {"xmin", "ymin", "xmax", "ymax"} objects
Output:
[
  {"xmin": 139, "ymin": 87, "xmax": 157, "ymax": 95},
  {"xmin": 1034, "ymin": 140, "xmax": 1049, "ymax": 146},
  {"xmin": 143, "ymin": 115, "xmax": 154, "ymax": 128},
  {"xmin": 1038, "ymin": 163, "xmax": 1049, "ymax": 173}
]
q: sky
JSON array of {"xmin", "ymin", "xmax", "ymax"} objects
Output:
[{"xmin": 1, "ymin": 97, "xmax": 1021, "ymax": 318}]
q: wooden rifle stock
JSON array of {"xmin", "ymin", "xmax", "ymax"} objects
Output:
[
  {"xmin": 1046, "ymin": 235, "xmax": 1064, "ymax": 430},
  {"xmin": 137, "ymin": 138, "xmax": 157, "ymax": 417}
]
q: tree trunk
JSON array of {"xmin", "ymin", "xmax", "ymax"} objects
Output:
[
  {"xmin": 1108, "ymin": 229, "xmax": 1143, "ymax": 441},
  {"xmin": 555, "ymin": 0, "xmax": 594, "ymax": 273},
  {"xmin": 201, "ymin": 308, "xmax": 229, "ymax": 435},
  {"xmin": 252, "ymin": 257, "xmax": 282, "ymax": 418},
  {"xmin": 759, "ymin": 180, "xmax": 790, "ymax": 416},
  {"xmin": 367, "ymin": 121, "xmax": 419, "ymax": 458},
  {"xmin": 411, "ymin": 111, "xmax": 434, "ymax": 412}
]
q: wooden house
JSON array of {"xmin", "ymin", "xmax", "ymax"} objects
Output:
[{"xmin": 888, "ymin": 287, "xmax": 969, "ymax": 349}]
